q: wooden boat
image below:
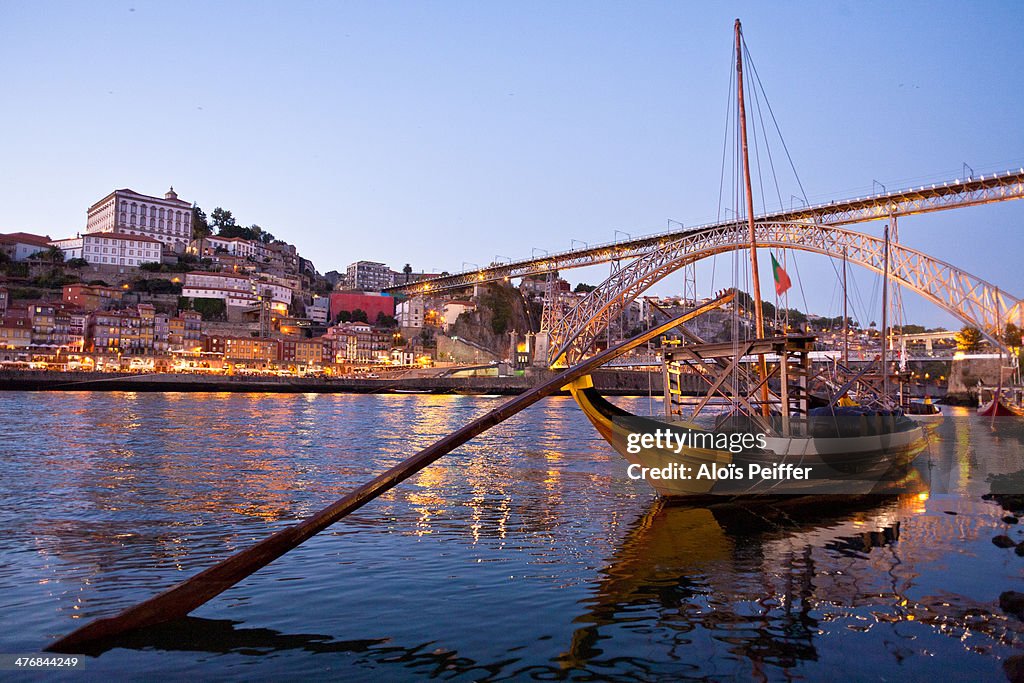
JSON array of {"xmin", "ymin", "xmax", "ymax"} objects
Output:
[
  {"xmin": 568, "ymin": 374, "xmax": 927, "ymax": 500},
  {"xmin": 564, "ymin": 21, "xmax": 926, "ymax": 501},
  {"xmin": 978, "ymin": 397, "xmax": 1024, "ymax": 417},
  {"xmin": 904, "ymin": 399, "xmax": 944, "ymax": 428}
]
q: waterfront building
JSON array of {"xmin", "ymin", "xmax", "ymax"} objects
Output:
[
  {"xmin": 86, "ymin": 307, "xmax": 154, "ymax": 356},
  {"xmin": 319, "ymin": 329, "xmax": 346, "ymax": 364},
  {"xmin": 87, "ymin": 310, "xmax": 125, "ymax": 354},
  {"xmin": 328, "ymin": 322, "xmax": 391, "ymax": 363},
  {"xmin": 86, "ymin": 187, "xmax": 193, "ymax": 253},
  {"xmin": 0, "ymin": 286, "xmax": 7, "ymax": 316},
  {"xmin": 67, "ymin": 310, "xmax": 88, "ymax": 352},
  {"xmin": 27, "ymin": 304, "xmax": 57, "ymax": 347},
  {"xmin": 344, "ymin": 261, "xmax": 394, "ymax": 291},
  {"xmin": 168, "ymin": 310, "xmax": 202, "ymax": 352},
  {"xmin": 50, "ymin": 232, "xmax": 163, "ymax": 268},
  {"xmin": 0, "ymin": 232, "xmax": 53, "ymax": 261},
  {"xmin": 0, "ymin": 310, "xmax": 31, "ymax": 358},
  {"xmin": 222, "ymin": 337, "xmax": 279, "ymax": 364},
  {"xmin": 390, "ymin": 348, "xmax": 416, "ymax": 365},
  {"xmin": 279, "ymin": 338, "xmax": 323, "ymax": 366}
]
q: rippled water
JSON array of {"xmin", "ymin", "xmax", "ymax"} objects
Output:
[{"xmin": 0, "ymin": 392, "xmax": 1022, "ymax": 680}]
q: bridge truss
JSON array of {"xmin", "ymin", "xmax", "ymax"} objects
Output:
[
  {"xmin": 381, "ymin": 168, "xmax": 1023, "ymax": 368},
  {"xmin": 549, "ymin": 222, "xmax": 1022, "ymax": 365}
]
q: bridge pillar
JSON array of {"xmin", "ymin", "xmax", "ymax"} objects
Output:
[{"xmin": 532, "ymin": 332, "xmax": 551, "ymax": 367}]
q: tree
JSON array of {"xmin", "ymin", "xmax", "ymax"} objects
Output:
[
  {"xmin": 376, "ymin": 311, "xmax": 397, "ymax": 328},
  {"xmin": 351, "ymin": 308, "xmax": 369, "ymax": 323},
  {"xmin": 30, "ymin": 246, "xmax": 65, "ymax": 263},
  {"xmin": 574, "ymin": 282, "xmax": 597, "ymax": 293},
  {"xmin": 210, "ymin": 207, "xmax": 237, "ymax": 234},
  {"xmin": 334, "ymin": 310, "xmax": 352, "ymax": 324},
  {"xmin": 192, "ymin": 205, "xmax": 211, "ymax": 240},
  {"xmin": 955, "ymin": 325, "xmax": 983, "ymax": 352},
  {"xmin": 1003, "ymin": 322, "xmax": 1023, "ymax": 348},
  {"xmin": 66, "ymin": 257, "xmax": 89, "ymax": 268}
]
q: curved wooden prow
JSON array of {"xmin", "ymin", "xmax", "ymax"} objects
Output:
[{"xmin": 46, "ymin": 292, "xmax": 735, "ymax": 652}]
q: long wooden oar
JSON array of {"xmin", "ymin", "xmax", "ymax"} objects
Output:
[{"xmin": 47, "ymin": 292, "xmax": 734, "ymax": 652}]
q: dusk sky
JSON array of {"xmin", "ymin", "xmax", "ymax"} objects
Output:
[{"xmin": 2, "ymin": 1, "xmax": 1021, "ymax": 328}]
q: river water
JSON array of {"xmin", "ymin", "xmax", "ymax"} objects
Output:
[{"xmin": 0, "ymin": 391, "xmax": 1021, "ymax": 680}]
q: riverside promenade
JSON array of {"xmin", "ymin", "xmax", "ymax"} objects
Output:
[{"xmin": 0, "ymin": 369, "xmax": 666, "ymax": 396}]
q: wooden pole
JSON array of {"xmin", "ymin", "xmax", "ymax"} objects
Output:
[
  {"xmin": 842, "ymin": 247, "xmax": 849, "ymax": 367},
  {"xmin": 47, "ymin": 292, "xmax": 736, "ymax": 652},
  {"xmin": 881, "ymin": 222, "xmax": 890, "ymax": 403},
  {"xmin": 735, "ymin": 19, "xmax": 770, "ymax": 417}
]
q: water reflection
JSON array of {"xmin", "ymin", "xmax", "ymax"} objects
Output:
[
  {"xmin": 559, "ymin": 488, "xmax": 1023, "ymax": 679},
  {"xmin": 0, "ymin": 393, "xmax": 1021, "ymax": 680}
]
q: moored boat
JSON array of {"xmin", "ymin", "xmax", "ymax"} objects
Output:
[
  {"xmin": 568, "ymin": 374, "xmax": 927, "ymax": 500},
  {"xmin": 978, "ymin": 397, "xmax": 1024, "ymax": 417}
]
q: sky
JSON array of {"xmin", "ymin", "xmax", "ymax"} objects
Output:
[{"xmin": 1, "ymin": 1, "xmax": 1021, "ymax": 328}]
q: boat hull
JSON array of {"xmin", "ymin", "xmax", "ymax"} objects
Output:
[
  {"xmin": 567, "ymin": 376, "xmax": 927, "ymax": 500},
  {"xmin": 978, "ymin": 398, "xmax": 1024, "ymax": 417}
]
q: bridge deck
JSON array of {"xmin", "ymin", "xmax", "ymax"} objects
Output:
[{"xmin": 387, "ymin": 169, "xmax": 1024, "ymax": 295}]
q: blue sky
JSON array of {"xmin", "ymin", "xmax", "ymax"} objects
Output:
[{"xmin": 1, "ymin": 1, "xmax": 1021, "ymax": 327}]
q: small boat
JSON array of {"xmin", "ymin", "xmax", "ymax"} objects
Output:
[
  {"xmin": 904, "ymin": 399, "xmax": 944, "ymax": 428},
  {"xmin": 978, "ymin": 397, "xmax": 1024, "ymax": 417}
]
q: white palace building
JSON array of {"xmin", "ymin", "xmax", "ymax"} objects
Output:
[
  {"xmin": 51, "ymin": 186, "xmax": 194, "ymax": 267},
  {"xmin": 86, "ymin": 187, "xmax": 193, "ymax": 254}
]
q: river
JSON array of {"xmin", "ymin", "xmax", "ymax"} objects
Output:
[{"xmin": 0, "ymin": 392, "xmax": 1021, "ymax": 680}]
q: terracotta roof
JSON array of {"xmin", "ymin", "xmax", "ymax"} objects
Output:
[
  {"xmin": 54, "ymin": 232, "xmax": 163, "ymax": 245},
  {"xmin": 181, "ymin": 286, "xmax": 257, "ymax": 297},
  {"xmin": 185, "ymin": 271, "xmax": 250, "ymax": 280},
  {"xmin": 102, "ymin": 232, "xmax": 164, "ymax": 244},
  {"xmin": 0, "ymin": 232, "xmax": 53, "ymax": 247}
]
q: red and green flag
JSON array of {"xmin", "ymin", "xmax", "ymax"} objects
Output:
[{"xmin": 771, "ymin": 253, "xmax": 792, "ymax": 296}]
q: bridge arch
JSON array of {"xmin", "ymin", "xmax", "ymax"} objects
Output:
[{"xmin": 549, "ymin": 221, "xmax": 1022, "ymax": 365}]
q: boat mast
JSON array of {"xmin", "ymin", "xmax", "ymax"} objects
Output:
[
  {"xmin": 881, "ymin": 222, "xmax": 890, "ymax": 403},
  {"xmin": 842, "ymin": 247, "xmax": 849, "ymax": 366},
  {"xmin": 735, "ymin": 19, "xmax": 770, "ymax": 416}
]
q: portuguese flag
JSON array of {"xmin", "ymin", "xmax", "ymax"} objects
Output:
[{"xmin": 771, "ymin": 253, "xmax": 792, "ymax": 296}]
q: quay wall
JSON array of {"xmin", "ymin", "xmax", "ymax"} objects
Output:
[{"xmin": 0, "ymin": 368, "xmax": 667, "ymax": 396}]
